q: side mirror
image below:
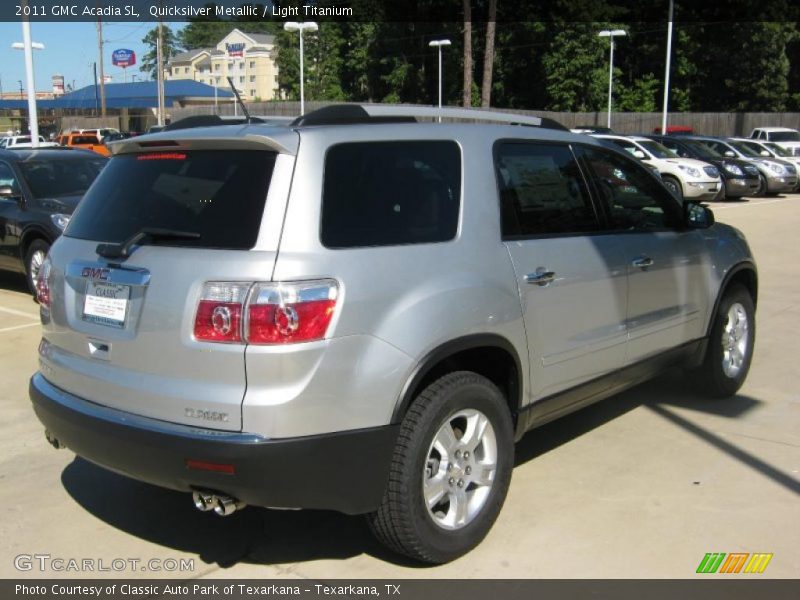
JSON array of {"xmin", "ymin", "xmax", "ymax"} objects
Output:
[
  {"xmin": 633, "ymin": 149, "xmax": 647, "ymax": 160},
  {"xmin": 724, "ymin": 150, "xmax": 735, "ymax": 158},
  {"xmin": 760, "ymin": 150, "xmax": 770, "ymax": 157},
  {"xmin": 685, "ymin": 201, "xmax": 715, "ymax": 230},
  {"xmin": 0, "ymin": 185, "xmax": 21, "ymax": 200}
]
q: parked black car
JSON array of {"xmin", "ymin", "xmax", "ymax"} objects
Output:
[
  {"xmin": 0, "ymin": 148, "xmax": 107, "ymax": 291},
  {"xmin": 646, "ymin": 135, "xmax": 760, "ymax": 200}
]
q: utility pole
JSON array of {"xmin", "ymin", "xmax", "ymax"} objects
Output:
[
  {"xmin": 96, "ymin": 19, "xmax": 106, "ymax": 116},
  {"xmin": 661, "ymin": 0, "xmax": 675, "ymax": 135}
]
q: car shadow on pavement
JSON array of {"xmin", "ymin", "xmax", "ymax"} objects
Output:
[
  {"xmin": 60, "ymin": 458, "xmax": 423, "ymax": 569},
  {"xmin": 60, "ymin": 371, "xmax": 789, "ymax": 570},
  {"xmin": 0, "ymin": 271, "xmax": 31, "ymax": 295}
]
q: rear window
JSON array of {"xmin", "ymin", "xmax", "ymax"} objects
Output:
[
  {"xmin": 18, "ymin": 157, "xmax": 106, "ymax": 199},
  {"xmin": 70, "ymin": 135, "xmax": 100, "ymax": 145},
  {"xmin": 65, "ymin": 150, "xmax": 277, "ymax": 249},
  {"xmin": 321, "ymin": 141, "xmax": 461, "ymax": 248}
]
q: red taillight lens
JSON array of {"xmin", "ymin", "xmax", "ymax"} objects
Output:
[
  {"xmin": 193, "ymin": 283, "xmax": 250, "ymax": 343},
  {"xmin": 247, "ymin": 280, "xmax": 339, "ymax": 345},
  {"xmin": 36, "ymin": 257, "xmax": 52, "ymax": 308}
]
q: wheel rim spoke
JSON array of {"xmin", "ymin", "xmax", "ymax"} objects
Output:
[
  {"xmin": 423, "ymin": 407, "xmax": 499, "ymax": 531},
  {"xmin": 721, "ymin": 302, "xmax": 749, "ymax": 378}
]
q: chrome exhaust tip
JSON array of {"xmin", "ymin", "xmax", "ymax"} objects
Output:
[
  {"xmin": 192, "ymin": 491, "xmax": 215, "ymax": 512},
  {"xmin": 212, "ymin": 494, "xmax": 245, "ymax": 517}
]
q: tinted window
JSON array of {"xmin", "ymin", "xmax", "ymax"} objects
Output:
[
  {"xmin": 580, "ymin": 147, "xmax": 682, "ymax": 230},
  {"xmin": 496, "ymin": 142, "xmax": 598, "ymax": 237},
  {"xmin": 769, "ymin": 131, "xmax": 800, "ymax": 142},
  {"xmin": 321, "ymin": 141, "xmax": 460, "ymax": 248},
  {"xmin": 18, "ymin": 158, "xmax": 106, "ymax": 199},
  {"xmin": 66, "ymin": 150, "xmax": 276, "ymax": 249}
]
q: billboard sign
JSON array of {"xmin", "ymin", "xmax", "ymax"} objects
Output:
[{"xmin": 112, "ymin": 48, "xmax": 136, "ymax": 68}]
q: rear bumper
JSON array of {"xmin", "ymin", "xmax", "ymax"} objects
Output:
[{"xmin": 29, "ymin": 373, "xmax": 398, "ymax": 515}]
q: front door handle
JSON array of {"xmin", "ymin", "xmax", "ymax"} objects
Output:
[
  {"xmin": 524, "ymin": 270, "xmax": 556, "ymax": 286},
  {"xmin": 631, "ymin": 256, "xmax": 654, "ymax": 269}
]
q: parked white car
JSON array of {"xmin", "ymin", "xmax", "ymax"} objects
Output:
[
  {"xmin": 593, "ymin": 134, "xmax": 721, "ymax": 200},
  {"xmin": 749, "ymin": 127, "xmax": 800, "ymax": 157},
  {"xmin": 0, "ymin": 135, "xmax": 59, "ymax": 149}
]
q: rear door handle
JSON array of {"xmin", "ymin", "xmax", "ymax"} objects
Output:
[
  {"xmin": 524, "ymin": 270, "xmax": 556, "ymax": 286},
  {"xmin": 631, "ymin": 256, "xmax": 654, "ymax": 269}
]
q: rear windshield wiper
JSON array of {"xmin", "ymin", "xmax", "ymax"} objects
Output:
[{"xmin": 96, "ymin": 228, "xmax": 201, "ymax": 260}]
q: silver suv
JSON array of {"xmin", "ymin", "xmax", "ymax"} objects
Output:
[{"xmin": 30, "ymin": 105, "xmax": 757, "ymax": 564}]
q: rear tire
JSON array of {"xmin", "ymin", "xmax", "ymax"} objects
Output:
[
  {"xmin": 367, "ymin": 371, "xmax": 514, "ymax": 563},
  {"xmin": 691, "ymin": 284, "xmax": 755, "ymax": 398},
  {"xmin": 24, "ymin": 239, "xmax": 50, "ymax": 296}
]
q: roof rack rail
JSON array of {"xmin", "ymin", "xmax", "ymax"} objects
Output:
[
  {"xmin": 364, "ymin": 105, "xmax": 567, "ymax": 130},
  {"xmin": 291, "ymin": 105, "xmax": 415, "ymax": 127},
  {"xmin": 291, "ymin": 104, "xmax": 568, "ymax": 131}
]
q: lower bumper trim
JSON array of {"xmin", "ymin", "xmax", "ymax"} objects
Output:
[{"xmin": 29, "ymin": 373, "xmax": 398, "ymax": 515}]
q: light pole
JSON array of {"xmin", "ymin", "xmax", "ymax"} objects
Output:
[
  {"xmin": 11, "ymin": 33, "xmax": 44, "ymax": 147},
  {"xmin": 598, "ymin": 29, "xmax": 626, "ymax": 129},
  {"xmin": 428, "ymin": 39, "xmax": 451, "ymax": 122},
  {"xmin": 284, "ymin": 21, "xmax": 318, "ymax": 116},
  {"xmin": 661, "ymin": 0, "xmax": 674, "ymax": 134}
]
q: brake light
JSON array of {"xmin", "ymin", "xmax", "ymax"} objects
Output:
[
  {"xmin": 247, "ymin": 280, "xmax": 338, "ymax": 344},
  {"xmin": 193, "ymin": 280, "xmax": 339, "ymax": 345},
  {"xmin": 193, "ymin": 283, "xmax": 250, "ymax": 343},
  {"xmin": 136, "ymin": 152, "xmax": 186, "ymax": 160},
  {"xmin": 36, "ymin": 256, "xmax": 52, "ymax": 309}
]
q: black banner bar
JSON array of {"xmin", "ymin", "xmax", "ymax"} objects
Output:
[{"xmin": 4, "ymin": 579, "xmax": 800, "ymax": 600}]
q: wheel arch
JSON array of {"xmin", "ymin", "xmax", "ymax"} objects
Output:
[
  {"xmin": 391, "ymin": 334, "xmax": 524, "ymax": 428},
  {"xmin": 707, "ymin": 261, "xmax": 758, "ymax": 338},
  {"xmin": 19, "ymin": 226, "xmax": 54, "ymax": 263}
]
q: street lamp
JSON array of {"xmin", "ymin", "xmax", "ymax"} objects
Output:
[
  {"xmin": 11, "ymin": 32, "xmax": 45, "ymax": 147},
  {"xmin": 428, "ymin": 39, "xmax": 451, "ymax": 122},
  {"xmin": 598, "ymin": 29, "xmax": 626, "ymax": 129},
  {"xmin": 284, "ymin": 21, "xmax": 319, "ymax": 116}
]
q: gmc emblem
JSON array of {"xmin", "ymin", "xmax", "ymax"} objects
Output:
[{"xmin": 81, "ymin": 267, "xmax": 110, "ymax": 280}]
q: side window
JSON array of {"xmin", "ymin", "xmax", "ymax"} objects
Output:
[
  {"xmin": 705, "ymin": 141, "xmax": 729, "ymax": 155},
  {"xmin": 609, "ymin": 139, "xmax": 640, "ymax": 157},
  {"xmin": 0, "ymin": 162, "xmax": 19, "ymax": 193},
  {"xmin": 321, "ymin": 141, "xmax": 461, "ymax": 248},
  {"xmin": 580, "ymin": 147, "xmax": 683, "ymax": 231},
  {"xmin": 662, "ymin": 140, "xmax": 687, "ymax": 158},
  {"xmin": 495, "ymin": 142, "xmax": 599, "ymax": 237}
]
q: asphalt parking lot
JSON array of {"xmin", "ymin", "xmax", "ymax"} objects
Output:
[{"xmin": 0, "ymin": 195, "xmax": 798, "ymax": 580}]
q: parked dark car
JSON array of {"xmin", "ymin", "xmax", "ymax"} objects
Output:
[
  {"xmin": 0, "ymin": 148, "xmax": 107, "ymax": 291},
  {"xmin": 646, "ymin": 134, "xmax": 760, "ymax": 200}
]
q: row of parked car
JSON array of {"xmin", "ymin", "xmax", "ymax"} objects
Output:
[
  {"xmin": 0, "ymin": 128, "xmax": 135, "ymax": 156},
  {"xmin": 576, "ymin": 128, "xmax": 800, "ymax": 202}
]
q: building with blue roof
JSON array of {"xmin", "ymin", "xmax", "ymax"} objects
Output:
[{"xmin": 0, "ymin": 80, "xmax": 235, "ymax": 134}]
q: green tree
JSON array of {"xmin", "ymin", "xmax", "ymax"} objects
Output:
[
  {"xmin": 617, "ymin": 73, "xmax": 660, "ymax": 112},
  {"xmin": 140, "ymin": 25, "xmax": 182, "ymax": 80},
  {"xmin": 542, "ymin": 23, "xmax": 609, "ymax": 111}
]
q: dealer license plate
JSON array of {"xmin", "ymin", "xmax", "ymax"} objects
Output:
[{"xmin": 83, "ymin": 282, "xmax": 131, "ymax": 328}]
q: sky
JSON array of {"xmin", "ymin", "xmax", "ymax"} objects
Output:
[{"xmin": 0, "ymin": 21, "xmax": 184, "ymax": 94}]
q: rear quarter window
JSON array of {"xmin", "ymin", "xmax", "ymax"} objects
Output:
[{"xmin": 321, "ymin": 140, "xmax": 461, "ymax": 248}]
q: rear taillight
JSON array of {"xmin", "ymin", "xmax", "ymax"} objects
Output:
[
  {"xmin": 193, "ymin": 283, "xmax": 250, "ymax": 343},
  {"xmin": 248, "ymin": 280, "xmax": 338, "ymax": 344},
  {"xmin": 192, "ymin": 280, "xmax": 338, "ymax": 345},
  {"xmin": 36, "ymin": 257, "xmax": 52, "ymax": 309}
]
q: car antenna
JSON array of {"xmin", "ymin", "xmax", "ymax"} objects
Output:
[{"xmin": 226, "ymin": 76, "xmax": 251, "ymax": 124}]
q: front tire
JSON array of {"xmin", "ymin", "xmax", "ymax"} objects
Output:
[
  {"xmin": 753, "ymin": 173, "xmax": 767, "ymax": 197},
  {"xmin": 367, "ymin": 371, "xmax": 514, "ymax": 563},
  {"xmin": 692, "ymin": 284, "xmax": 755, "ymax": 398},
  {"xmin": 25, "ymin": 239, "xmax": 50, "ymax": 296},
  {"xmin": 662, "ymin": 175, "xmax": 683, "ymax": 201}
]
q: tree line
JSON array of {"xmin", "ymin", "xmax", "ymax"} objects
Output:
[{"xmin": 141, "ymin": 2, "xmax": 800, "ymax": 112}]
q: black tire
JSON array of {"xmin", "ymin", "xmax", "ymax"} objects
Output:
[
  {"xmin": 24, "ymin": 239, "xmax": 50, "ymax": 296},
  {"xmin": 367, "ymin": 371, "xmax": 514, "ymax": 563},
  {"xmin": 692, "ymin": 284, "xmax": 755, "ymax": 398},
  {"xmin": 662, "ymin": 175, "xmax": 683, "ymax": 201},
  {"xmin": 753, "ymin": 173, "xmax": 767, "ymax": 197}
]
